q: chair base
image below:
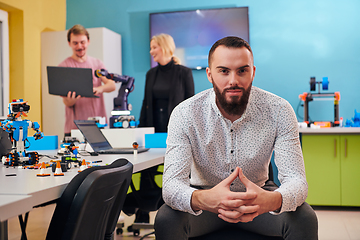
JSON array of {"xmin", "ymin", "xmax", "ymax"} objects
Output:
[
  {"xmin": 115, "ymin": 221, "xmax": 124, "ymax": 235},
  {"xmin": 130, "ymin": 223, "xmax": 155, "ymax": 239},
  {"xmin": 132, "ymin": 222, "xmax": 154, "ymax": 230}
]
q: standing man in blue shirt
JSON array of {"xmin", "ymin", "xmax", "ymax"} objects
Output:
[{"xmin": 154, "ymin": 36, "xmax": 318, "ymax": 240}]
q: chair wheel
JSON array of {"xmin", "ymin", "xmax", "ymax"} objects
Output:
[
  {"xmin": 127, "ymin": 225, "xmax": 133, "ymax": 232},
  {"xmin": 116, "ymin": 228, "xmax": 123, "ymax": 235},
  {"xmin": 133, "ymin": 229, "xmax": 140, "ymax": 236}
]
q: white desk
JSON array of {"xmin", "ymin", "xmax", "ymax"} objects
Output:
[
  {"xmin": 0, "ymin": 195, "xmax": 33, "ymax": 222},
  {"xmin": 0, "ymin": 195, "xmax": 33, "ymax": 240},
  {"xmin": 0, "ymin": 148, "xmax": 166, "ymax": 240},
  {"xmin": 0, "ymin": 148, "xmax": 165, "ymax": 205}
]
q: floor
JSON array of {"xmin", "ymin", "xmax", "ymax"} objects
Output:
[{"xmin": 6, "ymin": 204, "xmax": 360, "ymax": 240}]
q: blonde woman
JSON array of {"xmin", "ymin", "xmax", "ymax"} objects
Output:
[{"xmin": 139, "ymin": 33, "xmax": 194, "ymax": 132}]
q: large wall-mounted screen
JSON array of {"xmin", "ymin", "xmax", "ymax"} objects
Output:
[{"xmin": 150, "ymin": 7, "xmax": 249, "ymax": 70}]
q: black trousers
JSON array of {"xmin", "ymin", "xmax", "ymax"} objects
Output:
[{"xmin": 154, "ymin": 184, "xmax": 318, "ymax": 240}]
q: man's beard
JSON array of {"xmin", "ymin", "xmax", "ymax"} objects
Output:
[
  {"xmin": 76, "ymin": 49, "xmax": 86, "ymax": 58},
  {"xmin": 212, "ymin": 78, "xmax": 252, "ymax": 117}
]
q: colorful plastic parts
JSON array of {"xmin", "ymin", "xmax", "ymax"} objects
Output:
[{"xmin": 37, "ymin": 162, "xmax": 50, "ymax": 177}]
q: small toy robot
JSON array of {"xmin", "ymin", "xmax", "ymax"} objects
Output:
[
  {"xmin": 58, "ymin": 136, "xmax": 79, "ymax": 155},
  {"xmin": 58, "ymin": 136, "xmax": 81, "ymax": 169},
  {"xmin": 1, "ymin": 99, "xmax": 44, "ymax": 166}
]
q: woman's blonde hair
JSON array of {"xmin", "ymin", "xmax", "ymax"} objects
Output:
[{"xmin": 151, "ymin": 33, "xmax": 181, "ymax": 65}]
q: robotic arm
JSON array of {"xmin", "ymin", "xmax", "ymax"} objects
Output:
[
  {"xmin": 95, "ymin": 69, "xmax": 139, "ymax": 128},
  {"xmin": 95, "ymin": 69, "xmax": 134, "ymax": 111}
]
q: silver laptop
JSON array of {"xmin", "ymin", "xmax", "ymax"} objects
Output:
[
  {"xmin": 74, "ymin": 120, "xmax": 149, "ymax": 154},
  {"xmin": 47, "ymin": 66, "xmax": 99, "ymax": 98}
]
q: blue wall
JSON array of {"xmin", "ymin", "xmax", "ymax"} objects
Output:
[{"xmin": 66, "ymin": 0, "xmax": 360, "ymax": 123}]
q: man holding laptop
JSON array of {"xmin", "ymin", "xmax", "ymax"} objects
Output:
[{"xmin": 59, "ymin": 24, "xmax": 116, "ymax": 136}]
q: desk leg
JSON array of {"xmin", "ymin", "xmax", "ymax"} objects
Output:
[
  {"xmin": 0, "ymin": 220, "xmax": 8, "ymax": 240},
  {"xmin": 18, "ymin": 212, "xmax": 29, "ymax": 240}
]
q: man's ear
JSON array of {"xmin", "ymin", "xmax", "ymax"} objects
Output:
[
  {"xmin": 252, "ymin": 65, "xmax": 256, "ymax": 81},
  {"xmin": 206, "ymin": 67, "xmax": 212, "ymax": 84}
]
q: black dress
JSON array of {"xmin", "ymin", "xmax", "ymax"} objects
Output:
[
  {"xmin": 152, "ymin": 61, "xmax": 172, "ymax": 132},
  {"xmin": 139, "ymin": 59, "xmax": 194, "ymax": 131}
]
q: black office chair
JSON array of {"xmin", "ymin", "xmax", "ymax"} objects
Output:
[
  {"xmin": 46, "ymin": 158, "xmax": 133, "ymax": 240},
  {"xmin": 121, "ymin": 164, "xmax": 164, "ymax": 239},
  {"xmin": 189, "ymin": 162, "xmax": 283, "ymax": 240}
]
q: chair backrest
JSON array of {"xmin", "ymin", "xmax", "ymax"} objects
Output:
[
  {"xmin": 129, "ymin": 165, "xmax": 164, "ymax": 211},
  {"xmin": 46, "ymin": 158, "xmax": 133, "ymax": 240},
  {"xmin": 104, "ymin": 159, "xmax": 134, "ymax": 240}
]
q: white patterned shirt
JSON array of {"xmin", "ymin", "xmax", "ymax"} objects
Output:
[{"xmin": 163, "ymin": 86, "xmax": 307, "ymax": 215}]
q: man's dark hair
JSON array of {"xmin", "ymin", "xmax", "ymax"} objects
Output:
[
  {"xmin": 208, "ymin": 36, "xmax": 253, "ymax": 67},
  {"xmin": 67, "ymin": 24, "xmax": 90, "ymax": 42}
]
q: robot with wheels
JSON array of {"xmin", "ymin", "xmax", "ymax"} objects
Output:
[
  {"xmin": 95, "ymin": 69, "xmax": 139, "ymax": 128},
  {"xmin": 1, "ymin": 99, "xmax": 44, "ymax": 166},
  {"xmin": 57, "ymin": 136, "xmax": 82, "ymax": 169}
]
